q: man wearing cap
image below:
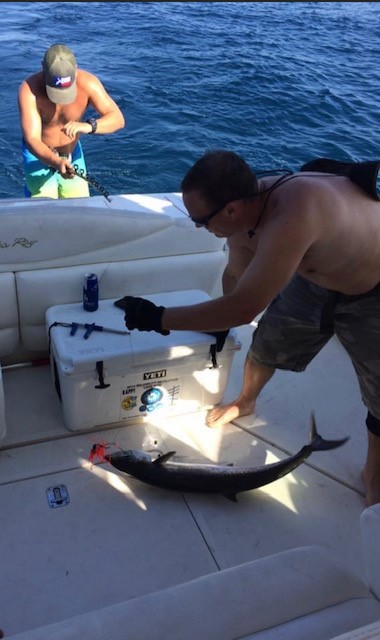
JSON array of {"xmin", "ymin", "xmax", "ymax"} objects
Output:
[{"xmin": 18, "ymin": 43, "xmax": 125, "ymax": 198}]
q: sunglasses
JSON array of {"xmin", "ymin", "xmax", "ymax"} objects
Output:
[
  {"xmin": 188, "ymin": 194, "xmax": 258, "ymax": 228},
  {"xmin": 189, "ymin": 202, "xmax": 229, "ymax": 228}
]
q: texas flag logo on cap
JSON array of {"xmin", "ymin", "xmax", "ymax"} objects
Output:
[{"xmin": 54, "ymin": 75, "xmax": 72, "ymax": 88}]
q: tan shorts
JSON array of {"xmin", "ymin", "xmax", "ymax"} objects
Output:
[{"xmin": 249, "ymin": 274, "xmax": 380, "ymax": 420}]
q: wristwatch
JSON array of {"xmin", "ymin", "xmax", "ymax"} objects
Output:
[{"xmin": 86, "ymin": 117, "xmax": 98, "ymax": 134}]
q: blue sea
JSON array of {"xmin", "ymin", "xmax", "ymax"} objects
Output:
[{"xmin": 1, "ymin": 2, "xmax": 379, "ymax": 199}]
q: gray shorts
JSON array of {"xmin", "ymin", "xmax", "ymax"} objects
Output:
[{"xmin": 249, "ymin": 274, "xmax": 380, "ymax": 421}]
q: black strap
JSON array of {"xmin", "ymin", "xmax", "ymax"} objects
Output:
[
  {"xmin": 94, "ymin": 361, "xmax": 110, "ymax": 389},
  {"xmin": 206, "ymin": 330, "xmax": 229, "ymax": 368},
  {"xmin": 300, "ymin": 157, "xmax": 380, "ymax": 201},
  {"xmin": 319, "ymin": 292, "xmax": 339, "ymax": 334},
  {"xmin": 209, "ymin": 344, "xmax": 218, "ymax": 368}
]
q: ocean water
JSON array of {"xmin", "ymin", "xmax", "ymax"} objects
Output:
[{"xmin": 1, "ymin": 1, "xmax": 379, "ymax": 199}]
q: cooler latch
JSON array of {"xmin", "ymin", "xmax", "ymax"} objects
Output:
[
  {"xmin": 95, "ymin": 361, "xmax": 110, "ymax": 389},
  {"xmin": 207, "ymin": 329, "xmax": 230, "ymax": 368},
  {"xmin": 209, "ymin": 344, "xmax": 218, "ymax": 368}
]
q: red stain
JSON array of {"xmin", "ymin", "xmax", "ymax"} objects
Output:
[{"xmin": 88, "ymin": 442, "xmax": 109, "ymax": 464}]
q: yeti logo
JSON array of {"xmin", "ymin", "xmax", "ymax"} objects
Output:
[{"xmin": 143, "ymin": 369, "xmax": 167, "ymax": 380}]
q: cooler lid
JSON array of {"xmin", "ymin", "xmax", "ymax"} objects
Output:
[{"xmin": 45, "ymin": 290, "xmax": 241, "ymax": 374}]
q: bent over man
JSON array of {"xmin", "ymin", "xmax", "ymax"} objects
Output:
[{"xmin": 115, "ymin": 150, "xmax": 380, "ymax": 507}]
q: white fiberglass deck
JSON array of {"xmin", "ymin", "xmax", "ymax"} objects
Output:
[{"xmin": 0, "ymin": 324, "xmax": 369, "ymax": 636}]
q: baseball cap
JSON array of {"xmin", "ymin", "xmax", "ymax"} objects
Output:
[{"xmin": 43, "ymin": 44, "xmax": 77, "ymax": 104}]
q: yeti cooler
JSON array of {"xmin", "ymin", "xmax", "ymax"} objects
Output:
[{"xmin": 46, "ymin": 290, "xmax": 241, "ymax": 431}]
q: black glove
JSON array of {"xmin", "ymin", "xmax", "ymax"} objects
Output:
[
  {"xmin": 204, "ymin": 329, "xmax": 229, "ymax": 368},
  {"xmin": 205, "ymin": 330, "xmax": 229, "ymax": 353},
  {"xmin": 114, "ymin": 296, "xmax": 170, "ymax": 335}
]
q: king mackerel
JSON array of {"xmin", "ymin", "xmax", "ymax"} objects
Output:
[{"xmin": 91, "ymin": 414, "xmax": 349, "ymax": 502}]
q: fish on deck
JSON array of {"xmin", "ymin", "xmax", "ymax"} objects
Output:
[{"xmin": 90, "ymin": 414, "xmax": 349, "ymax": 502}]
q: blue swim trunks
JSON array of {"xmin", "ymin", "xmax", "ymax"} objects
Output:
[{"xmin": 22, "ymin": 139, "xmax": 90, "ymax": 199}]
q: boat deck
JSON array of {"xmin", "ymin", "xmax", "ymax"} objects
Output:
[{"xmin": 0, "ymin": 324, "xmax": 369, "ymax": 636}]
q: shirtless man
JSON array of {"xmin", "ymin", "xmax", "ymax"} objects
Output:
[
  {"xmin": 115, "ymin": 150, "xmax": 380, "ymax": 506},
  {"xmin": 18, "ymin": 43, "xmax": 125, "ymax": 198}
]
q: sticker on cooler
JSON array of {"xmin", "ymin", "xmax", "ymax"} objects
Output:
[{"xmin": 120, "ymin": 378, "xmax": 181, "ymax": 416}]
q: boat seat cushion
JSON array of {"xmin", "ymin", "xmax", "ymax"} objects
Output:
[
  {"xmin": 330, "ymin": 619, "xmax": 380, "ymax": 640},
  {"xmin": 8, "ymin": 545, "xmax": 380, "ymax": 640},
  {"xmin": 0, "ymin": 366, "xmax": 5, "ymax": 445},
  {"xmin": 15, "ymin": 252, "xmax": 225, "ymax": 352},
  {"xmin": 361, "ymin": 504, "xmax": 380, "ymax": 600},
  {"xmin": 0, "ymin": 272, "xmax": 19, "ymax": 357},
  {"xmin": 0, "ymin": 194, "xmax": 227, "ymax": 361}
]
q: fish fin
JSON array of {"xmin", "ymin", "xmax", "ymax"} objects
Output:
[
  {"xmin": 153, "ymin": 451, "xmax": 176, "ymax": 464},
  {"xmin": 309, "ymin": 412, "xmax": 317, "ymax": 440},
  {"xmin": 223, "ymin": 493, "xmax": 238, "ymax": 502},
  {"xmin": 309, "ymin": 412, "xmax": 350, "ymax": 451}
]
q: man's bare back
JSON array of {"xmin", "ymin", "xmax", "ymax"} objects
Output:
[
  {"xmin": 165, "ymin": 171, "xmax": 380, "ymax": 336},
  {"xmin": 228, "ymin": 173, "xmax": 380, "ymax": 298}
]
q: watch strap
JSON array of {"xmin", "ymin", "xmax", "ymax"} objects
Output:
[{"xmin": 86, "ymin": 117, "xmax": 97, "ymax": 134}]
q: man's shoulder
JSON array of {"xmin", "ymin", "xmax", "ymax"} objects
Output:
[
  {"xmin": 19, "ymin": 71, "xmax": 43, "ymax": 96},
  {"xmin": 268, "ymin": 173, "xmax": 341, "ymax": 211},
  {"xmin": 76, "ymin": 68, "xmax": 102, "ymax": 86}
]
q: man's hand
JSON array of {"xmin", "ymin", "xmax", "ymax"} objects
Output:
[
  {"xmin": 114, "ymin": 296, "xmax": 170, "ymax": 335},
  {"xmin": 63, "ymin": 120, "xmax": 92, "ymax": 140},
  {"xmin": 114, "ymin": 296, "xmax": 230, "ymax": 348},
  {"xmin": 204, "ymin": 329, "xmax": 230, "ymax": 367},
  {"xmin": 53, "ymin": 157, "xmax": 75, "ymax": 179},
  {"xmin": 49, "ymin": 157, "xmax": 75, "ymax": 180},
  {"xmin": 205, "ymin": 330, "xmax": 229, "ymax": 352}
]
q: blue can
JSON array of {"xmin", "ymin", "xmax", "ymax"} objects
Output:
[{"xmin": 83, "ymin": 273, "xmax": 99, "ymax": 312}]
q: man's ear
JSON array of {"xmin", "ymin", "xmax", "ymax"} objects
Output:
[
  {"xmin": 226, "ymin": 202, "xmax": 235, "ymax": 217},
  {"xmin": 227, "ymin": 201, "xmax": 239, "ymax": 220}
]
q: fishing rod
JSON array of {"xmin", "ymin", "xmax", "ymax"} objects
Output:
[{"xmin": 72, "ymin": 164, "xmax": 112, "ymax": 202}]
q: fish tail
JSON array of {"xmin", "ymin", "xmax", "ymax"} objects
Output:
[{"xmin": 309, "ymin": 413, "xmax": 350, "ymax": 451}]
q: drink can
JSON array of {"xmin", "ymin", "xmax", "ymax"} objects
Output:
[{"xmin": 83, "ymin": 273, "xmax": 99, "ymax": 312}]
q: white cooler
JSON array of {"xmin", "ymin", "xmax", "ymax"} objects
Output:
[{"xmin": 46, "ymin": 290, "xmax": 241, "ymax": 431}]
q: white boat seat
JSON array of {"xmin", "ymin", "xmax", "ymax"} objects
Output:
[
  {"xmin": 0, "ymin": 194, "xmax": 227, "ymax": 363},
  {"xmin": 0, "ymin": 365, "xmax": 5, "ymax": 445},
  {"xmin": 331, "ymin": 620, "xmax": 380, "ymax": 640},
  {"xmin": 7, "ymin": 505, "xmax": 380, "ymax": 640}
]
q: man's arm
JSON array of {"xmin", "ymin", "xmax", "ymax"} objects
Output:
[
  {"xmin": 161, "ymin": 202, "xmax": 318, "ymax": 332},
  {"xmin": 118, "ymin": 194, "xmax": 319, "ymax": 334},
  {"xmin": 222, "ymin": 236, "xmax": 254, "ymax": 295},
  {"xmin": 63, "ymin": 70, "xmax": 125, "ymax": 140}
]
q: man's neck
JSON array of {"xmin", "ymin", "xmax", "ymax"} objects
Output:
[{"xmin": 246, "ymin": 190, "xmax": 267, "ymax": 238}]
